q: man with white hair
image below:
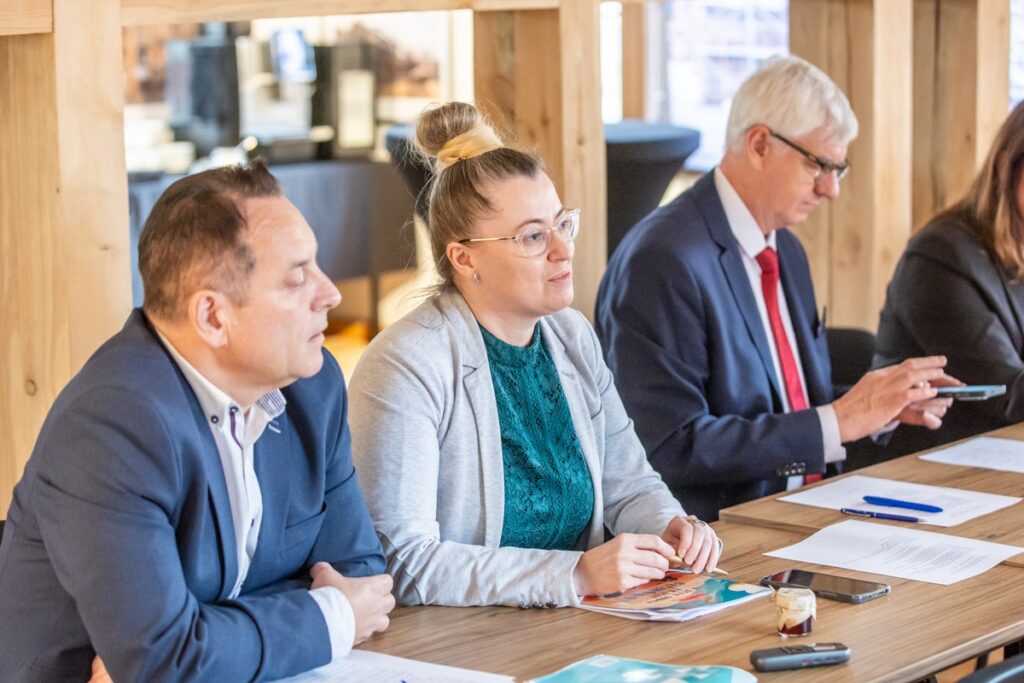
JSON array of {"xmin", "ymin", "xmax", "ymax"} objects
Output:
[{"xmin": 595, "ymin": 56, "xmax": 956, "ymax": 521}]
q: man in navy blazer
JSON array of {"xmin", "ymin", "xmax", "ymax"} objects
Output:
[
  {"xmin": 0, "ymin": 162, "xmax": 394, "ymax": 682},
  {"xmin": 596, "ymin": 57, "xmax": 955, "ymax": 521}
]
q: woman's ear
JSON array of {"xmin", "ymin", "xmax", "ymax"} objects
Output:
[{"xmin": 446, "ymin": 242, "xmax": 477, "ymax": 281}]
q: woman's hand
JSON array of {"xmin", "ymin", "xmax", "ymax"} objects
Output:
[
  {"xmin": 661, "ymin": 515, "xmax": 721, "ymax": 575},
  {"xmin": 572, "ymin": 533, "xmax": 674, "ymax": 596}
]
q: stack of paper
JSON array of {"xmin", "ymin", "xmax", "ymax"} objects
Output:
[
  {"xmin": 778, "ymin": 474, "xmax": 1021, "ymax": 526},
  {"xmin": 919, "ymin": 436, "xmax": 1024, "ymax": 474},
  {"xmin": 765, "ymin": 519, "xmax": 1024, "ymax": 585},
  {"xmin": 273, "ymin": 650, "xmax": 514, "ymax": 683},
  {"xmin": 579, "ymin": 571, "xmax": 769, "ymax": 621},
  {"xmin": 531, "ymin": 655, "xmax": 756, "ymax": 682}
]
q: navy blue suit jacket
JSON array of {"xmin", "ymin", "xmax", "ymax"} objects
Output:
[
  {"xmin": 0, "ymin": 310, "xmax": 385, "ymax": 682},
  {"xmin": 595, "ymin": 172, "xmax": 833, "ymax": 521}
]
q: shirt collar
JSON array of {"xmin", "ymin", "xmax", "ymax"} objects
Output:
[
  {"xmin": 713, "ymin": 166, "xmax": 777, "ymax": 260},
  {"xmin": 154, "ymin": 328, "xmax": 286, "ymax": 445}
]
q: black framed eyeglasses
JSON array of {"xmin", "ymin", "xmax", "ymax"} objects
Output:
[
  {"xmin": 457, "ymin": 208, "xmax": 580, "ymax": 258},
  {"xmin": 770, "ymin": 130, "xmax": 851, "ymax": 182}
]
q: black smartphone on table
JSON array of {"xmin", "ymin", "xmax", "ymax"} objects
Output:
[
  {"xmin": 751, "ymin": 643, "xmax": 851, "ymax": 672},
  {"xmin": 934, "ymin": 385, "xmax": 1006, "ymax": 400},
  {"xmin": 759, "ymin": 568, "xmax": 890, "ymax": 603}
]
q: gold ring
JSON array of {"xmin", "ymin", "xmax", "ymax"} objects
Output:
[{"xmin": 684, "ymin": 514, "xmax": 707, "ymax": 529}]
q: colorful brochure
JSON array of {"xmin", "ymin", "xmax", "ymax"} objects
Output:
[
  {"xmin": 578, "ymin": 570, "xmax": 769, "ymax": 621},
  {"xmin": 530, "ymin": 655, "xmax": 756, "ymax": 682}
]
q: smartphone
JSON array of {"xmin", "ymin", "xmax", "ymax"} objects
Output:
[
  {"xmin": 759, "ymin": 569, "xmax": 890, "ymax": 603},
  {"xmin": 934, "ymin": 385, "xmax": 1006, "ymax": 400},
  {"xmin": 750, "ymin": 643, "xmax": 851, "ymax": 672}
]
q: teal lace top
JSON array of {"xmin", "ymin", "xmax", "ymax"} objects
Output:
[{"xmin": 480, "ymin": 324, "xmax": 594, "ymax": 550}]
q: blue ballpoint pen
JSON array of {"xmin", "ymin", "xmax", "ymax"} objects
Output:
[
  {"xmin": 862, "ymin": 496, "xmax": 943, "ymax": 513},
  {"xmin": 841, "ymin": 508, "xmax": 921, "ymax": 523}
]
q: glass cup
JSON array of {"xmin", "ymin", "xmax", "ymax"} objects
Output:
[{"xmin": 774, "ymin": 587, "xmax": 816, "ymax": 638}]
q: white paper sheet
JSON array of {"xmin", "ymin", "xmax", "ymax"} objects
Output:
[
  {"xmin": 273, "ymin": 650, "xmax": 515, "ymax": 683},
  {"xmin": 919, "ymin": 436, "xmax": 1024, "ymax": 474},
  {"xmin": 764, "ymin": 519, "xmax": 1023, "ymax": 585},
  {"xmin": 778, "ymin": 474, "xmax": 1021, "ymax": 526}
]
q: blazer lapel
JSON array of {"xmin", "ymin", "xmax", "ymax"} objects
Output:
[
  {"xmin": 777, "ymin": 234, "xmax": 830, "ymax": 405},
  {"xmin": 694, "ymin": 174, "xmax": 784, "ymax": 403},
  {"xmin": 247, "ymin": 414, "xmax": 290, "ymax": 585},
  {"xmin": 137, "ymin": 310, "xmax": 238, "ymax": 597},
  {"xmin": 179, "ymin": 372, "xmax": 239, "ymax": 599},
  {"xmin": 447, "ymin": 292, "xmax": 506, "ymax": 547},
  {"xmin": 998, "ymin": 277, "xmax": 1024, "ymax": 353}
]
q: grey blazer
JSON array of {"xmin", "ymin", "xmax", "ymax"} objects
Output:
[{"xmin": 349, "ymin": 291, "xmax": 685, "ymax": 608}]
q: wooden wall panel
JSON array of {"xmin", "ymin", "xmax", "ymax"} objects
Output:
[
  {"xmin": 122, "ymin": 0, "xmax": 559, "ymax": 26},
  {"xmin": 0, "ymin": 34, "xmax": 65, "ymax": 513},
  {"xmin": 0, "ymin": 0, "xmax": 51, "ymax": 36},
  {"xmin": 621, "ymin": 2, "xmax": 647, "ymax": 119},
  {"xmin": 790, "ymin": 0, "xmax": 914, "ymax": 332},
  {"xmin": 474, "ymin": 2, "xmax": 607, "ymax": 317},
  {"xmin": 788, "ymin": 0, "xmax": 837, "ymax": 314},
  {"xmin": 0, "ymin": 0, "xmax": 130, "ymax": 513},
  {"xmin": 912, "ymin": 0, "xmax": 1010, "ymax": 229}
]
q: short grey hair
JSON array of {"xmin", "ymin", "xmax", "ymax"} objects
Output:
[{"xmin": 725, "ymin": 55, "xmax": 858, "ymax": 151}]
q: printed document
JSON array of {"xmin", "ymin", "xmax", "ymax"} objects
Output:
[
  {"xmin": 778, "ymin": 474, "xmax": 1021, "ymax": 526},
  {"xmin": 273, "ymin": 650, "xmax": 514, "ymax": 683},
  {"xmin": 919, "ymin": 436, "xmax": 1024, "ymax": 474},
  {"xmin": 764, "ymin": 520, "xmax": 1023, "ymax": 585}
]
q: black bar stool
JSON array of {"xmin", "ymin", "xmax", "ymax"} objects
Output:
[{"xmin": 604, "ymin": 120, "xmax": 700, "ymax": 258}]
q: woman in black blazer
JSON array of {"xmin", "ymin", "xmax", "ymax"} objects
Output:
[{"xmin": 875, "ymin": 101, "xmax": 1024, "ymax": 455}]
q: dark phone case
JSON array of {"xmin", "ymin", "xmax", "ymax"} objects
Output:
[
  {"xmin": 751, "ymin": 643, "xmax": 851, "ymax": 672},
  {"xmin": 759, "ymin": 575, "xmax": 891, "ymax": 603}
]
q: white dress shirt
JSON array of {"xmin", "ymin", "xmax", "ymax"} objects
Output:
[
  {"xmin": 713, "ymin": 168, "xmax": 846, "ymax": 488},
  {"xmin": 156, "ymin": 331, "xmax": 355, "ymax": 662}
]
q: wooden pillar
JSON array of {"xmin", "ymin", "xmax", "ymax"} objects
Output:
[
  {"xmin": 0, "ymin": 0, "xmax": 131, "ymax": 512},
  {"xmin": 621, "ymin": 2, "xmax": 647, "ymax": 119},
  {"xmin": 0, "ymin": 0, "xmax": 51, "ymax": 35},
  {"xmin": 789, "ymin": 0, "xmax": 914, "ymax": 332},
  {"xmin": 474, "ymin": 1, "xmax": 607, "ymax": 318},
  {"xmin": 912, "ymin": 0, "xmax": 1010, "ymax": 229}
]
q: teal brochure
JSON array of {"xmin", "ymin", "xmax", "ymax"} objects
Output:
[{"xmin": 530, "ymin": 655, "xmax": 757, "ymax": 682}]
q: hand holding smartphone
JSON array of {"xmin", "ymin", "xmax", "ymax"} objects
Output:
[{"xmin": 933, "ymin": 385, "xmax": 1005, "ymax": 400}]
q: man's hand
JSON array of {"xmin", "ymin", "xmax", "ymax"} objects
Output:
[
  {"xmin": 310, "ymin": 563, "xmax": 395, "ymax": 644},
  {"xmin": 572, "ymin": 533, "xmax": 674, "ymax": 597},
  {"xmin": 833, "ymin": 356, "xmax": 957, "ymax": 442},
  {"xmin": 897, "ymin": 394, "xmax": 955, "ymax": 429},
  {"xmin": 661, "ymin": 515, "xmax": 721, "ymax": 575},
  {"xmin": 90, "ymin": 656, "xmax": 113, "ymax": 683}
]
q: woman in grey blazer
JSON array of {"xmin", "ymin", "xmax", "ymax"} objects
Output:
[
  {"xmin": 349, "ymin": 102, "xmax": 720, "ymax": 608},
  {"xmin": 875, "ymin": 102, "xmax": 1024, "ymax": 455}
]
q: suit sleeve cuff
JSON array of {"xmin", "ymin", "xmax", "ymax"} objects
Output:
[
  {"xmin": 309, "ymin": 586, "xmax": 355, "ymax": 662},
  {"xmin": 871, "ymin": 419, "xmax": 899, "ymax": 442},
  {"xmin": 817, "ymin": 405, "xmax": 847, "ymax": 465}
]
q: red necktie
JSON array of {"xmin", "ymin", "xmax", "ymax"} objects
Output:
[{"xmin": 755, "ymin": 248, "xmax": 821, "ymax": 484}]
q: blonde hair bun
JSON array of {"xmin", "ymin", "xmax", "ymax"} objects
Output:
[{"xmin": 415, "ymin": 102, "xmax": 504, "ymax": 172}]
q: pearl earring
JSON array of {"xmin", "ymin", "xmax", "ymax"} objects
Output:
[{"xmin": 471, "ymin": 272, "xmax": 480, "ymax": 283}]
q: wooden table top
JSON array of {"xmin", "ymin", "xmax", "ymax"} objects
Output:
[
  {"xmin": 719, "ymin": 424, "xmax": 1024, "ymax": 567},
  {"xmin": 359, "ymin": 521, "xmax": 1024, "ymax": 682}
]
